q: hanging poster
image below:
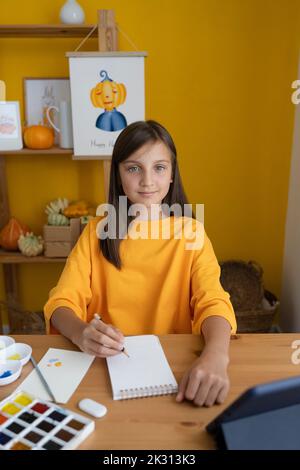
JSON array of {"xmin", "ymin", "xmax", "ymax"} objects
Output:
[{"xmin": 67, "ymin": 52, "xmax": 147, "ymax": 159}]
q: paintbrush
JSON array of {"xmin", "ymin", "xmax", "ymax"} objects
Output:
[
  {"xmin": 94, "ymin": 313, "xmax": 130, "ymax": 358},
  {"xmin": 30, "ymin": 355, "xmax": 58, "ymax": 403}
]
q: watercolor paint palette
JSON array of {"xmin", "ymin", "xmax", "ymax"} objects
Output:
[{"xmin": 0, "ymin": 390, "xmax": 95, "ymax": 450}]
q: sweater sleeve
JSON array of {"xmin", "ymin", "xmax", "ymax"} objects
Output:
[
  {"xmin": 44, "ymin": 222, "xmax": 93, "ymax": 334},
  {"xmin": 190, "ymin": 231, "xmax": 237, "ymax": 334}
]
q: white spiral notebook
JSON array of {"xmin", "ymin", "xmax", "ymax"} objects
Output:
[{"xmin": 106, "ymin": 335, "xmax": 178, "ymax": 400}]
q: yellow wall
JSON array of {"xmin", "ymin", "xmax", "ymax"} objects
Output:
[{"xmin": 1, "ymin": 0, "xmax": 299, "ymax": 320}]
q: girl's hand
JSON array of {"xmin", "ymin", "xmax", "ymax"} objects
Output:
[
  {"xmin": 76, "ymin": 315, "xmax": 125, "ymax": 358},
  {"xmin": 176, "ymin": 350, "xmax": 230, "ymax": 407}
]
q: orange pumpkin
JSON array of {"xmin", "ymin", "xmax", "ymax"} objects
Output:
[
  {"xmin": 0, "ymin": 217, "xmax": 30, "ymax": 251},
  {"xmin": 23, "ymin": 125, "xmax": 54, "ymax": 150}
]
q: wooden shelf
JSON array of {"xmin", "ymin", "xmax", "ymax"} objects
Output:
[
  {"xmin": 0, "ymin": 24, "xmax": 97, "ymax": 38},
  {"xmin": 0, "ymin": 249, "xmax": 66, "ymax": 264},
  {"xmin": 0, "ymin": 146, "xmax": 73, "ymax": 156}
]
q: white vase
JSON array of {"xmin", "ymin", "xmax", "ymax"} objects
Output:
[{"xmin": 59, "ymin": 0, "xmax": 85, "ymax": 24}]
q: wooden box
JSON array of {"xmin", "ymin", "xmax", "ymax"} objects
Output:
[{"xmin": 43, "ymin": 218, "xmax": 81, "ymax": 258}]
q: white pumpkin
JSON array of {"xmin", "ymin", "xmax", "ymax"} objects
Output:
[
  {"xmin": 48, "ymin": 213, "xmax": 70, "ymax": 226},
  {"xmin": 18, "ymin": 232, "xmax": 44, "ymax": 257},
  {"xmin": 45, "ymin": 197, "xmax": 69, "ymax": 215}
]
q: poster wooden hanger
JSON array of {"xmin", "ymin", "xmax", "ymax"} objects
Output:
[
  {"xmin": 98, "ymin": 9, "xmax": 116, "ymax": 201},
  {"xmin": 0, "ymin": 80, "xmax": 5, "ymax": 101}
]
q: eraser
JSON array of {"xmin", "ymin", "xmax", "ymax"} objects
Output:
[{"xmin": 78, "ymin": 398, "xmax": 107, "ymax": 418}]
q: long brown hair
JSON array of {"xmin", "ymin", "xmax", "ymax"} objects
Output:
[{"xmin": 100, "ymin": 120, "xmax": 191, "ymax": 269}]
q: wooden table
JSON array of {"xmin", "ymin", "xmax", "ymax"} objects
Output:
[{"xmin": 1, "ymin": 333, "xmax": 300, "ymax": 450}]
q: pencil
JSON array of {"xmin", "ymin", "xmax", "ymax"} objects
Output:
[
  {"xmin": 30, "ymin": 356, "xmax": 57, "ymax": 403},
  {"xmin": 94, "ymin": 313, "xmax": 130, "ymax": 357}
]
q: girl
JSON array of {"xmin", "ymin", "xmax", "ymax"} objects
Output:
[{"xmin": 44, "ymin": 120, "xmax": 237, "ymax": 407}]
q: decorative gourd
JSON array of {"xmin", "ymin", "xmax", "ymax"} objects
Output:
[
  {"xmin": 18, "ymin": 232, "xmax": 44, "ymax": 257},
  {"xmin": 48, "ymin": 213, "xmax": 70, "ymax": 226},
  {"xmin": 23, "ymin": 125, "xmax": 54, "ymax": 150},
  {"xmin": 80, "ymin": 215, "xmax": 94, "ymax": 225},
  {"xmin": 90, "ymin": 70, "xmax": 126, "ymax": 111},
  {"xmin": 63, "ymin": 200, "xmax": 89, "ymax": 218},
  {"xmin": 0, "ymin": 217, "xmax": 30, "ymax": 251},
  {"xmin": 45, "ymin": 198, "xmax": 69, "ymax": 215}
]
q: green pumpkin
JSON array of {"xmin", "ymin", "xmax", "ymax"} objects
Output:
[
  {"xmin": 18, "ymin": 232, "xmax": 44, "ymax": 257},
  {"xmin": 80, "ymin": 215, "xmax": 94, "ymax": 225},
  {"xmin": 47, "ymin": 213, "xmax": 70, "ymax": 226}
]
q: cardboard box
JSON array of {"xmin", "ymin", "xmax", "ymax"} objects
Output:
[{"xmin": 43, "ymin": 218, "xmax": 81, "ymax": 258}]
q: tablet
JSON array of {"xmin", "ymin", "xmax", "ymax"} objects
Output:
[{"xmin": 206, "ymin": 375, "xmax": 300, "ymax": 449}]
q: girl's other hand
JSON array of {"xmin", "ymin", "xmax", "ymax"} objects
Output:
[{"xmin": 176, "ymin": 350, "xmax": 230, "ymax": 407}]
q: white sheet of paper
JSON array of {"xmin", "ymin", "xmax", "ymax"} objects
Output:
[{"xmin": 18, "ymin": 348, "xmax": 94, "ymax": 403}]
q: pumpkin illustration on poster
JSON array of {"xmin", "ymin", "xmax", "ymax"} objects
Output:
[{"xmin": 90, "ymin": 70, "xmax": 127, "ymax": 132}]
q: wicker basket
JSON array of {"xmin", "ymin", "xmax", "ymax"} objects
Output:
[
  {"xmin": 220, "ymin": 260, "xmax": 279, "ymax": 333},
  {"xmin": 220, "ymin": 260, "xmax": 264, "ymax": 310},
  {"xmin": 0, "ymin": 300, "xmax": 46, "ymax": 334},
  {"xmin": 235, "ymin": 303, "xmax": 279, "ymax": 333}
]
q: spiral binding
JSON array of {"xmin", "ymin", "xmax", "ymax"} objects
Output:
[{"xmin": 119, "ymin": 384, "xmax": 178, "ymax": 400}]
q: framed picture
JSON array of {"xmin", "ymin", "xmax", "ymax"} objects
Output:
[
  {"xmin": 0, "ymin": 101, "xmax": 23, "ymax": 151},
  {"xmin": 23, "ymin": 78, "xmax": 71, "ymax": 143},
  {"xmin": 67, "ymin": 52, "xmax": 147, "ymax": 159}
]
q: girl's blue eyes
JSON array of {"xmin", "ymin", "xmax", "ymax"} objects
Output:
[
  {"xmin": 127, "ymin": 166, "xmax": 139, "ymax": 173},
  {"xmin": 127, "ymin": 166, "xmax": 166, "ymax": 173}
]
